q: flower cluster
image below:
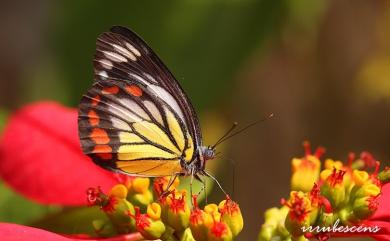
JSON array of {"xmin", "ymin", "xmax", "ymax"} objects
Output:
[
  {"xmin": 88, "ymin": 176, "xmax": 244, "ymax": 241},
  {"xmin": 258, "ymin": 142, "xmax": 390, "ymax": 241}
]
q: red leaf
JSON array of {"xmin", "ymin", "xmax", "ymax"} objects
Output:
[
  {"xmin": 0, "ymin": 102, "xmax": 118, "ymax": 205},
  {"xmin": 0, "ymin": 223, "xmax": 72, "ymax": 241},
  {"xmin": 371, "ymin": 183, "xmax": 390, "ymax": 222},
  {"xmin": 364, "ymin": 220, "xmax": 390, "ymax": 241},
  {"xmin": 0, "ymin": 223, "xmax": 144, "ymax": 241}
]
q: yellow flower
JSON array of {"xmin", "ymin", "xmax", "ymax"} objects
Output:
[
  {"xmin": 147, "ymin": 202, "xmax": 162, "ymax": 220},
  {"xmin": 207, "ymin": 221, "xmax": 233, "ymax": 241},
  {"xmin": 324, "ymin": 158, "xmax": 344, "ymax": 170},
  {"xmin": 162, "ymin": 191, "xmax": 190, "ymax": 231},
  {"xmin": 284, "ymin": 191, "xmax": 312, "ymax": 237},
  {"xmin": 290, "ymin": 141, "xmax": 323, "ymax": 192},
  {"xmin": 127, "ymin": 178, "xmax": 153, "ymax": 210},
  {"xmin": 352, "ymin": 170, "xmax": 370, "ymax": 186},
  {"xmin": 205, "ymin": 203, "xmax": 221, "ymax": 221},
  {"xmin": 258, "ymin": 206, "xmax": 290, "ymax": 241},
  {"xmin": 87, "ymin": 185, "xmax": 136, "ymax": 234},
  {"xmin": 129, "ymin": 207, "xmax": 165, "ymax": 240},
  {"xmin": 219, "ymin": 198, "xmax": 244, "ymax": 238},
  {"xmin": 189, "ymin": 208, "xmax": 211, "ymax": 241}
]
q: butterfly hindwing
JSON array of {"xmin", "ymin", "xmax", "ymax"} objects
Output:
[{"xmin": 78, "ymin": 79, "xmax": 194, "ymax": 176}]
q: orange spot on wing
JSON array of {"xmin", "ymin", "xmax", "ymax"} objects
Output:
[
  {"xmin": 125, "ymin": 85, "xmax": 142, "ymax": 97},
  {"xmin": 93, "ymin": 145, "xmax": 113, "ymax": 160},
  {"xmin": 90, "ymin": 128, "xmax": 110, "ymax": 144},
  {"xmin": 97, "ymin": 153, "xmax": 112, "ymax": 160},
  {"xmin": 92, "ymin": 95, "xmax": 100, "ymax": 106},
  {"xmin": 88, "ymin": 110, "xmax": 100, "ymax": 126},
  {"xmin": 102, "ymin": 86, "xmax": 119, "ymax": 95}
]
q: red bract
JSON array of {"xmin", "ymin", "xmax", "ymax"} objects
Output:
[
  {"xmin": 0, "ymin": 223, "xmax": 143, "ymax": 241},
  {"xmin": 0, "ymin": 102, "xmax": 118, "ymax": 205},
  {"xmin": 366, "ymin": 183, "xmax": 390, "ymax": 241},
  {"xmin": 371, "ymin": 183, "xmax": 390, "ymax": 222},
  {"xmin": 0, "ymin": 223, "xmax": 72, "ymax": 241}
]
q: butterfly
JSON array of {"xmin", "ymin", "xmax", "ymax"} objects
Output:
[{"xmin": 78, "ymin": 26, "xmax": 230, "ymax": 193}]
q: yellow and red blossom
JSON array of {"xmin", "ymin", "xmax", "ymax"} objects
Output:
[
  {"xmin": 320, "ymin": 168, "xmax": 348, "ymax": 208},
  {"xmin": 188, "ymin": 195, "xmax": 243, "ymax": 241},
  {"xmin": 126, "ymin": 177, "xmax": 154, "ymax": 210},
  {"xmin": 379, "ymin": 166, "xmax": 390, "ymax": 184},
  {"xmin": 163, "ymin": 190, "xmax": 191, "ymax": 231},
  {"xmin": 258, "ymin": 206, "xmax": 290, "ymax": 241},
  {"xmin": 86, "ymin": 174, "xmax": 243, "ymax": 240},
  {"xmin": 128, "ymin": 206, "xmax": 166, "ymax": 240},
  {"xmin": 259, "ymin": 144, "xmax": 390, "ymax": 241},
  {"xmin": 208, "ymin": 221, "xmax": 233, "ymax": 241},
  {"xmin": 291, "ymin": 141, "xmax": 324, "ymax": 192},
  {"xmin": 324, "ymin": 168, "xmax": 347, "ymax": 187},
  {"xmin": 353, "ymin": 195, "xmax": 379, "ymax": 220},
  {"xmin": 190, "ymin": 206, "xmax": 212, "ymax": 241},
  {"xmin": 283, "ymin": 191, "xmax": 312, "ymax": 237},
  {"xmin": 87, "ymin": 184, "xmax": 136, "ymax": 234},
  {"xmin": 283, "ymin": 191, "xmax": 312, "ymax": 223},
  {"xmin": 219, "ymin": 198, "xmax": 244, "ymax": 238},
  {"xmin": 153, "ymin": 176, "xmax": 180, "ymax": 198}
]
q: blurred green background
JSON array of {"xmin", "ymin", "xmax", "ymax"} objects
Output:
[{"xmin": 1, "ymin": 1, "xmax": 390, "ymax": 240}]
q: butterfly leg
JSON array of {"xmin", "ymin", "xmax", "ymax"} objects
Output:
[
  {"xmin": 195, "ymin": 174, "xmax": 207, "ymax": 203},
  {"xmin": 202, "ymin": 170, "xmax": 229, "ymax": 198},
  {"xmin": 160, "ymin": 174, "xmax": 178, "ymax": 198},
  {"xmin": 190, "ymin": 173, "xmax": 194, "ymax": 206}
]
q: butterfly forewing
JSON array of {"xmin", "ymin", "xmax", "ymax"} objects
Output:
[{"xmin": 93, "ymin": 26, "xmax": 202, "ymax": 152}]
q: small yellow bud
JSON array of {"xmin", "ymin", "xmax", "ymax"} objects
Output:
[
  {"xmin": 320, "ymin": 169, "xmax": 332, "ymax": 181},
  {"xmin": 352, "ymin": 170, "xmax": 369, "ymax": 186},
  {"xmin": 109, "ymin": 184, "xmax": 128, "ymax": 199},
  {"xmin": 352, "ymin": 196, "xmax": 378, "ymax": 219},
  {"xmin": 324, "ymin": 159, "xmax": 344, "ymax": 170},
  {"xmin": 147, "ymin": 202, "xmax": 161, "ymax": 220},
  {"xmin": 205, "ymin": 203, "xmax": 221, "ymax": 221},
  {"xmin": 291, "ymin": 156, "xmax": 321, "ymax": 192},
  {"xmin": 132, "ymin": 178, "xmax": 150, "ymax": 193},
  {"xmin": 355, "ymin": 183, "xmax": 381, "ymax": 198}
]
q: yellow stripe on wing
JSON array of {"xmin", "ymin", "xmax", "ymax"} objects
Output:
[
  {"xmin": 165, "ymin": 107, "xmax": 185, "ymax": 151},
  {"xmin": 117, "ymin": 144, "xmax": 177, "ymax": 160},
  {"xmin": 184, "ymin": 132, "xmax": 194, "ymax": 162},
  {"xmin": 133, "ymin": 121, "xmax": 180, "ymax": 154},
  {"xmin": 116, "ymin": 159, "xmax": 182, "ymax": 176},
  {"xmin": 119, "ymin": 132, "xmax": 144, "ymax": 143}
]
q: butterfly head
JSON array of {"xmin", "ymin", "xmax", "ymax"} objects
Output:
[{"xmin": 200, "ymin": 145, "xmax": 216, "ymax": 162}]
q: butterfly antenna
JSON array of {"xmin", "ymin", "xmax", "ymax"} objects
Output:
[
  {"xmin": 211, "ymin": 122, "xmax": 238, "ymax": 149},
  {"xmin": 213, "ymin": 113, "xmax": 274, "ymax": 148}
]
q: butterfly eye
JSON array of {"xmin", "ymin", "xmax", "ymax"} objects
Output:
[{"xmin": 204, "ymin": 148, "xmax": 216, "ymax": 161}]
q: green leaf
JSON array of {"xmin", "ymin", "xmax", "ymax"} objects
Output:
[
  {"xmin": 0, "ymin": 109, "xmax": 8, "ymax": 133},
  {"xmin": 0, "ymin": 182, "xmax": 57, "ymax": 224},
  {"xmin": 31, "ymin": 206, "xmax": 107, "ymax": 236}
]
